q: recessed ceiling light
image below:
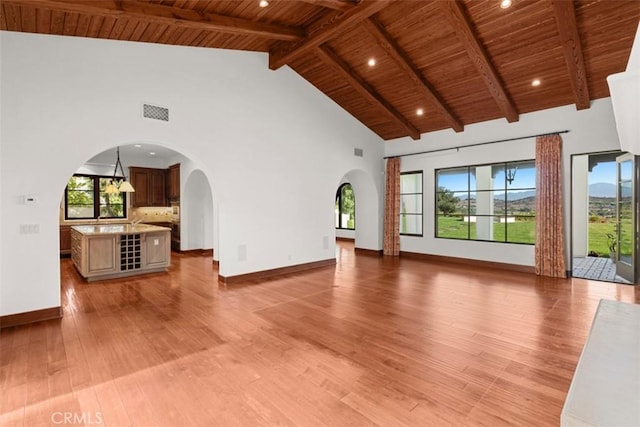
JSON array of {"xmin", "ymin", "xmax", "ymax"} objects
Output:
[
  {"xmin": 531, "ymin": 78, "xmax": 541, "ymax": 87},
  {"xmin": 149, "ymin": 152, "xmax": 156, "ymax": 156},
  {"xmin": 500, "ymin": 0, "xmax": 512, "ymax": 9},
  {"xmin": 416, "ymin": 108, "xmax": 424, "ymax": 116},
  {"xmin": 134, "ymin": 144, "xmax": 142, "ymax": 148},
  {"xmin": 259, "ymin": 0, "xmax": 269, "ymax": 7},
  {"xmin": 367, "ymin": 58, "xmax": 376, "ymax": 67}
]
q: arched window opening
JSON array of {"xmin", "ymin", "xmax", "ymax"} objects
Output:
[{"xmin": 335, "ymin": 183, "xmax": 355, "ymax": 230}]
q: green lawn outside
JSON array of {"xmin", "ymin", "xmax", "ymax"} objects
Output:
[
  {"xmin": 588, "ymin": 221, "xmax": 616, "ymax": 257},
  {"xmin": 436, "ymin": 216, "xmax": 535, "ymax": 244},
  {"xmin": 588, "ymin": 218, "xmax": 633, "ymax": 259},
  {"xmin": 434, "ymin": 212, "xmax": 620, "ymax": 257}
]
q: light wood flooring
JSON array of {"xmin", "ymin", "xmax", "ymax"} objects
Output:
[{"xmin": 1, "ymin": 242, "xmax": 639, "ymax": 426}]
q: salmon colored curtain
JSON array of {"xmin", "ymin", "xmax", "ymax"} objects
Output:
[
  {"xmin": 384, "ymin": 157, "xmax": 401, "ymax": 256},
  {"xmin": 535, "ymin": 134, "xmax": 566, "ymax": 277}
]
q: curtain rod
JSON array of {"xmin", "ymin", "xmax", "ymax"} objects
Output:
[{"xmin": 383, "ymin": 130, "xmax": 570, "ymax": 159}]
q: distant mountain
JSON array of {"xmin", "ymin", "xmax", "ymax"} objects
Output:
[
  {"xmin": 455, "ymin": 184, "xmax": 615, "ymax": 200},
  {"xmin": 457, "ymin": 190, "xmax": 536, "ymax": 201},
  {"xmin": 497, "ymin": 190, "xmax": 536, "ymax": 201},
  {"xmin": 589, "ymin": 182, "xmax": 616, "ymax": 198}
]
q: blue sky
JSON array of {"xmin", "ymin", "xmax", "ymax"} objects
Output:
[
  {"xmin": 438, "ymin": 160, "xmax": 617, "ymax": 192},
  {"xmin": 437, "ymin": 164, "xmax": 536, "ymax": 193},
  {"xmin": 589, "ymin": 161, "xmax": 616, "ymax": 184}
]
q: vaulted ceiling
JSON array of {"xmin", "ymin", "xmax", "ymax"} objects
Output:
[{"xmin": 2, "ymin": 0, "xmax": 639, "ymax": 140}]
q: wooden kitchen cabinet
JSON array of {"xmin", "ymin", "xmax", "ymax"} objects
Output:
[
  {"xmin": 167, "ymin": 163, "xmax": 180, "ymax": 201},
  {"xmin": 148, "ymin": 169, "xmax": 166, "ymax": 206},
  {"xmin": 130, "ymin": 167, "xmax": 149, "ymax": 207},
  {"xmin": 145, "ymin": 232, "xmax": 170, "ymax": 268},
  {"xmin": 130, "ymin": 167, "xmax": 166, "ymax": 207},
  {"xmin": 71, "ymin": 231, "xmax": 118, "ymax": 278},
  {"xmin": 60, "ymin": 225, "xmax": 72, "ymax": 256}
]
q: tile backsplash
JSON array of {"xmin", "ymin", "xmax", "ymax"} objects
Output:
[
  {"xmin": 60, "ymin": 205, "xmax": 172, "ymax": 224},
  {"xmin": 130, "ymin": 207, "xmax": 172, "ymax": 223}
]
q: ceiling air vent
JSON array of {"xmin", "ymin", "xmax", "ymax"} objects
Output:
[
  {"xmin": 354, "ymin": 148, "xmax": 364, "ymax": 157},
  {"xmin": 143, "ymin": 104, "xmax": 169, "ymax": 122}
]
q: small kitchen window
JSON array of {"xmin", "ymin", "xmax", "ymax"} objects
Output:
[{"xmin": 65, "ymin": 174, "xmax": 127, "ymax": 220}]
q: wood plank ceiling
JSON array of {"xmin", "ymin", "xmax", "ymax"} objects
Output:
[{"xmin": 1, "ymin": 0, "xmax": 639, "ymax": 141}]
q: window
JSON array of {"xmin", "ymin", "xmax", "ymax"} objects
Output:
[
  {"xmin": 400, "ymin": 171, "xmax": 423, "ymax": 236},
  {"xmin": 335, "ymin": 183, "xmax": 355, "ymax": 230},
  {"xmin": 435, "ymin": 160, "xmax": 536, "ymax": 244},
  {"xmin": 65, "ymin": 174, "xmax": 126, "ymax": 220}
]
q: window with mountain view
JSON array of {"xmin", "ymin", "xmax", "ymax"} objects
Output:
[{"xmin": 436, "ymin": 160, "xmax": 536, "ymax": 244}]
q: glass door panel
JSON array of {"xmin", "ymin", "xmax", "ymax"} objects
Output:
[{"xmin": 615, "ymin": 153, "xmax": 638, "ymax": 283}]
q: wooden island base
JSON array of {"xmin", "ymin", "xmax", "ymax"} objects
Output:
[{"xmin": 71, "ymin": 224, "xmax": 171, "ymax": 282}]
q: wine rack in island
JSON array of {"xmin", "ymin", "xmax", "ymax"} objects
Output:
[{"xmin": 120, "ymin": 233, "xmax": 142, "ymax": 271}]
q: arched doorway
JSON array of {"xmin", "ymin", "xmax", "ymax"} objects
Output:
[
  {"xmin": 335, "ymin": 182, "xmax": 355, "ymax": 240},
  {"xmin": 182, "ymin": 170, "xmax": 214, "ymax": 253},
  {"xmin": 335, "ymin": 169, "xmax": 381, "ymax": 251},
  {"xmin": 59, "ymin": 142, "xmax": 217, "ymax": 282}
]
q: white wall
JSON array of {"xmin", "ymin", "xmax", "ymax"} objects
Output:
[
  {"xmin": 182, "ymin": 169, "xmax": 214, "ymax": 251},
  {"xmin": 0, "ymin": 31, "xmax": 384, "ymax": 316},
  {"xmin": 572, "ymin": 155, "xmax": 589, "ymax": 258},
  {"xmin": 385, "ymin": 99, "xmax": 621, "ymax": 267},
  {"xmin": 608, "ymin": 23, "xmax": 640, "ymax": 155}
]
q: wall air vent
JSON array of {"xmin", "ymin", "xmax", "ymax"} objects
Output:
[
  {"xmin": 143, "ymin": 104, "xmax": 169, "ymax": 122},
  {"xmin": 354, "ymin": 148, "xmax": 364, "ymax": 157}
]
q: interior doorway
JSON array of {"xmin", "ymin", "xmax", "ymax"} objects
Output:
[
  {"xmin": 335, "ymin": 182, "xmax": 355, "ymax": 241},
  {"xmin": 59, "ymin": 143, "xmax": 216, "ymax": 274},
  {"xmin": 571, "ymin": 151, "xmax": 634, "ymax": 284}
]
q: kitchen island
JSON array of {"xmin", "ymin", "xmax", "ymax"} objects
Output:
[{"xmin": 71, "ymin": 224, "xmax": 171, "ymax": 281}]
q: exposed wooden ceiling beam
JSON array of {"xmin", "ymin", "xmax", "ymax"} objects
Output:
[
  {"xmin": 315, "ymin": 45, "xmax": 420, "ymax": 140},
  {"xmin": 295, "ymin": 0, "xmax": 356, "ymax": 11},
  {"xmin": 269, "ymin": 0, "xmax": 391, "ymax": 70},
  {"xmin": 439, "ymin": 0, "xmax": 519, "ymax": 123},
  {"xmin": 363, "ymin": 17, "xmax": 463, "ymax": 133},
  {"xmin": 551, "ymin": 0, "xmax": 590, "ymax": 110},
  {"xmin": 2, "ymin": 0, "xmax": 305, "ymax": 41}
]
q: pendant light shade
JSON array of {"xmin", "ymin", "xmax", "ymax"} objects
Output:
[
  {"xmin": 118, "ymin": 180, "xmax": 135, "ymax": 193},
  {"xmin": 108, "ymin": 146, "xmax": 135, "ymax": 194},
  {"xmin": 104, "ymin": 182, "xmax": 120, "ymax": 194}
]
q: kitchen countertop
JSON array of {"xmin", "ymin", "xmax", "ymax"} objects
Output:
[{"xmin": 71, "ymin": 224, "xmax": 171, "ymax": 235}]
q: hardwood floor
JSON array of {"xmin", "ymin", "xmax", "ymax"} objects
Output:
[{"xmin": 1, "ymin": 242, "xmax": 638, "ymax": 426}]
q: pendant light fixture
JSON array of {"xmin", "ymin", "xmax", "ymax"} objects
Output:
[{"xmin": 105, "ymin": 146, "xmax": 135, "ymax": 194}]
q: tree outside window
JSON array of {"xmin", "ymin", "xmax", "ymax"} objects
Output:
[
  {"xmin": 335, "ymin": 183, "xmax": 355, "ymax": 230},
  {"xmin": 66, "ymin": 174, "xmax": 126, "ymax": 220}
]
